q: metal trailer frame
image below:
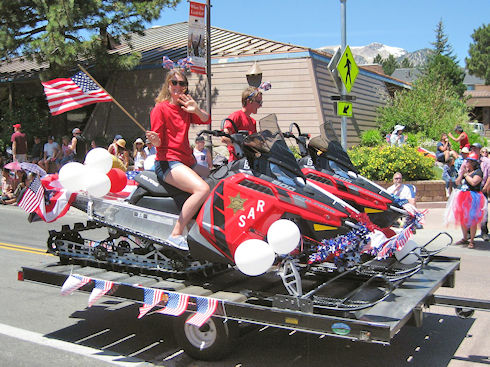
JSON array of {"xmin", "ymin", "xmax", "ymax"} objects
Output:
[{"xmin": 20, "ymin": 254, "xmax": 484, "ymax": 347}]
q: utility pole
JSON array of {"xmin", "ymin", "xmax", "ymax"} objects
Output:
[
  {"xmin": 206, "ymin": 0, "xmax": 212, "ymax": 153},
  {"xmin": 340, "ymin": 0, "xmax": 347, "ymax": 149}
]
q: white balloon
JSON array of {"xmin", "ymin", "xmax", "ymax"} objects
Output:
[
  {"xmin": 234, "ymin": 239, "xmax": 275, "ymax": 276},
  {"xmin": 58, "ymin": 162, "xmax": 86, "ymax": 192},
  {"xmin": 83, "ymin": 168, "xmax": 111, "ymax": 197},
  {"xmin": 143, "ymin": 155, "xmax": 156, "ymax": 171},
  {"xmin": 84, "ymin": 148, "xmax": 113, "ymax": 174},
  {"xmin": 267, "ymin": 219, "xmax": 301, "ymax": 255},
  {"xmin": 394, "ymin": 239, "xmax": 421, "ymax": 264}
]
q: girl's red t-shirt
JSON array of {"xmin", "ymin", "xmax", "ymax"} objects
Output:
[{"xmin": 150, "ymin": 101, "xmax": 209, "ymax": 167}]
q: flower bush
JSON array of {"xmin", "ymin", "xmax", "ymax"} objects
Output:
[{"xmin": 348, "ymin": 145, "xmax": 435, "ymax": 181}]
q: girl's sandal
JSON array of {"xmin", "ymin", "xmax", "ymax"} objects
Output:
[
  {"xmin": 455, "ymin": 239, "xmax": 469, "ymax": 246},
  {"xmin": 468, "ymin": 242, "xmax": 474, "ymax": 249}
]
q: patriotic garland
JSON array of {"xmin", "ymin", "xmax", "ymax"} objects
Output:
[{"xmin": 162, "ymin": 56, "xmax": 194, "ymax": 71}]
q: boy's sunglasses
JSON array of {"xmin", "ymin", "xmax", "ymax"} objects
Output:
[{"xmin": 170, "ymin": 80, "xmax": 187, "ymax": 87}]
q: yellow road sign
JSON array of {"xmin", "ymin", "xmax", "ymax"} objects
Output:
[
  {"xmin": 337, "ymin": 101, "xmax": 353, "ymax": 117},
  {"xmin": 337, "ymin": 45, "xmax": 359, "ymax": 93}
]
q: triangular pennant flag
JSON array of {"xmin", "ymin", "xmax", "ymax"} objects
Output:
[
  {"xmin": 186, "ymin": 297, "xmax": 220, "ymax": 327},
  {"xmin": 61, "ymin": 274, "xmax": 91, "ymax": 295},
  {"xmin": 138, "ymin": 288, "xmax": 166, "ymax": 319},
  {"xmin": 156, "ymin": 292, "xmax": 189, "ymax": 316},
  {"xmin": 88, "ymin": 279, "xmax": 114, "ymax": 307}
]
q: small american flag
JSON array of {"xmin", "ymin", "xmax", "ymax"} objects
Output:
[
  {"xmin": 61, "ymin": 274, "xmax": 91, "ymax": 296},
  {"xmin": 186, "ymin": 297, "xmax": 219, "ymax": 327},
  {"xmin": 18, "ymin": 175, "xmax": 44, "ymax": 213},
  {"xmin": 88, "ymin": 279, "xmax": 114, "ymax": 307},
  {"xmin": 156, "ymin": 292, "xmax": 189, "ymax": 316},
  {"xmin": 138, "ymin": 288, "xmax": 166, "ymax": 319},
  {"xmin": 42, "ymin": 71, "xmax": 112, "ymax": 116},
  {"xmin": 376, "ymin": 225, "xmax": 414, "ymax": 260}
]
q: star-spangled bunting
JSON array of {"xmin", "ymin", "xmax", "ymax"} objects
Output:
[
  {"xmin": 138, "ymin": 288, "xmax": 166, "ymax": 319},
  {"xmin": 88, "ymin": 279, "xmax": 114, "ymax": 307},
  {"xmin": 185, "ymin": 297, "xmax": 219, "ymax": 327},
  {"xmin": 60, "ymin": 274, "xmax": 91, "ymax": 296},
  {"xmin": 41, "ymin": 71, "xmax": 112, "ymax": 116},
  {"xmin": 156, "ymin": 292, "xmax": 189, "ymax": 316},
  {"xmin": 161, "ymin": 56, "xmax": 194, "ymax": 71},
  {"xmin": 375, "ymin": 225, "xmax": 414, "ymax": 260},
  {"xmin": 18, "ymin": 175, "xmax": 44, "ymax": 213}
]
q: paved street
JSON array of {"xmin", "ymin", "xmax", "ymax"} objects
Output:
[{"xmin": 0, "ymin": 204, "xmax": 489, "ymax": 366}]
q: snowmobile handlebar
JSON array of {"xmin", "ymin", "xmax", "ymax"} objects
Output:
[{"xmin": 283, "ymin": 122, "xmax": 310, "ymax": 157}]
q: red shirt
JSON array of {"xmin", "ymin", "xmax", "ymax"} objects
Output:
[
  {"xmin": 150, "ymin": 101, "xmax": 209, "ymax": 167},
  {"xmin": 459, "ymin": 132, "xmax": 469, "ymax": 150},
  {"xmin": 11, "ymin": 131, "xmax": 27, "ymax": 154},
  {"xmin": 224, "ymin": 110, "xmax": 257, "ymax": 161}
]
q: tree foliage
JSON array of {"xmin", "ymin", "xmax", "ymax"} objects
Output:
[
  {"xmin": 431, "ymin": 19, "xmax": 455, "ymax": 59},
  {"xmin": 0, "ymin": 0, "xmax": 180, "ymax": 79},
  {"xmin": 376, "ymin": 76, "xmax": 469, "ymax": 141},
  {"xmin": 466, "ymin": 23, "xmax": 490, "ymax": 84},
  {"xmin": 381, "ymin": 54, "xmax": 398, "ymax": 76}
]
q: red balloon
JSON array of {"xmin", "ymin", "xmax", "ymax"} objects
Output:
[{"xmin": 107, "ymin": 168, "xmax": 127, "ymax": 193}]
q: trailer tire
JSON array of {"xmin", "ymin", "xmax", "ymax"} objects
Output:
[{"xmin": 172, "ymin": 314, "xmax": 238, "ymax": 361}]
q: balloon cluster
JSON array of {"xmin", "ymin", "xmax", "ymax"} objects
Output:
[
  {"xmin": 58, "ymin": 148, "xmax": 127, "ymax": 197},
  {"xmin": 234, "ymin": 219, "xmax": 301, "ymax": 276}
]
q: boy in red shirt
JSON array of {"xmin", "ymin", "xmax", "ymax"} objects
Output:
[{"xmin": 222, "ymin": 86, "xmax": 263, "ymax": 162}]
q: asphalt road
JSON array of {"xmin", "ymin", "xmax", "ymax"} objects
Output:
[{"xmin": 0, "ymin": 204, "xmax": 489, "ymax": 367}]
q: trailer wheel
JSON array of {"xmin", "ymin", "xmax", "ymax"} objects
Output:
[{"xmin": 172, "ymin": 314, "xmax": 238, "ymax": 361}]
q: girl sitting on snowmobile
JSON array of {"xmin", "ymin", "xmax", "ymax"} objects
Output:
[{"xmin": 146, "ymin": 68, "xmax": 210, "ymax": 251}]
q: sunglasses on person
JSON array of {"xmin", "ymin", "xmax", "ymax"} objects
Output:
[{"xmin": 170, "ymin": 80, "xmax": 187, "ymax": 87}]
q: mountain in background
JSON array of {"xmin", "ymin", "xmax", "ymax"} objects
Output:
[{"xmin": 317, "ymin": 42, "xmax": 431, "ymax": 67}]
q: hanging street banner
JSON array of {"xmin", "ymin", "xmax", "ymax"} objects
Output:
[
  {"xmin": 336, "ymin": 101, "xmax": 353, "ymax": 117},
  {"xmin": 336, "ymin": 45, "xmax": 359, "ymax": 93},
  {"xmin": 188, "ymin": 2, "xmax": 206, "ymax": 74}
]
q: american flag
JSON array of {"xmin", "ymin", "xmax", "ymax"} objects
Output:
[
  {"xmin": 41, "ymin": 71, "xmax": 112, "ymax": 116},
  {"xmin": 61, "ymin": 274, "xmax": 91, "ymax": 296},
  {"xmin": 156, "ymin": 292, "xmax": 189, "ymax": 316},
  {"xmin": 18, "ymin": 175, "xmax": 44, "ymax": 213},
  {"xmin": 186, "ymin": 297, "xmax": 219, "ymax": 327},
  {"xmin": 376, "ymin": 225, "xmax": 414, "ymax": 260},
  {"xmin": 35, "ymin": 187, "xmax": 77, "ymax": 223},
  {"xmin": 88, "ymin": 279, "xmax": 114, "ymax": 307},
  {"xmin": 138, "ymin": 288, "xmax": 166, "ymax": 319}
]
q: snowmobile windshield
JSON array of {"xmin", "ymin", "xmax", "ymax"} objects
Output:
[
  {"xmin": 243, "ymin": 114, "xmax": 305, "ymax": 184},
  {"xmin": 308, "ymin": 122, "xmax": 358, "ymax": 174}
]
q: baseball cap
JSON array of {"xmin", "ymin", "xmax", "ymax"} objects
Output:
[
  {"xmin": 114, "ymin": 134, "xmax": 123, "ymax": 140},
  {"xmin": 48, "ymin": 136, "xmax": 55, "ymax": 140},
  {"xmin": 471, "ymin": 143, "xmax": 482, "ymax": 149},
  {"xmin": 13, "ymin": 123, "xmax": 21, "ymax": 129},
  {"xmin": 72, "ymin": 127, "xmax": 81, "ymax": 134},
  {"xmin": 195, "ymin": 136, "xmax": 205, "ymax": 142},
  {"xmin": 134, "ymin": 138, "xmax": 144, "ymax": 144},
  {"xmin": 461, "ymin": 147, "xmax": 470, "ymax": 154}
]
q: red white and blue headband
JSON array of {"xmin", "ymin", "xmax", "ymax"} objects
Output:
[{"xmin": 247, "ymin": 82, "xmax": 272, "ymax": 100}]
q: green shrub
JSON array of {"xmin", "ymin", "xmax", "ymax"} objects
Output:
[
  {"xmin": 348, "ymin": 145, "xmax": 435, "ymax": 181},
  {"xmin": 360, "ymin": 129, "xmax": 383, "ymax": 147}
]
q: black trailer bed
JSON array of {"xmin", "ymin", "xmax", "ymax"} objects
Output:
[{"xmin": 19, "ymin": 254, "xmax": 460, "ymax": 345}]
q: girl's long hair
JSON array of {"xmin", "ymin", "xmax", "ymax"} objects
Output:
[{"xmin": 155, "ymin": 69, "xmax": 189, "ymax": 104}]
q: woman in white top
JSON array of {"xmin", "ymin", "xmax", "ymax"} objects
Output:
[{"xmin": 132, "ymin": 138, "xmax": 147, "ymax": 171}]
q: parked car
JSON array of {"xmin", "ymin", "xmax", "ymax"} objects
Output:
[{"xmin": 469, "ymin": 122, "xmax": 485, "ymax": 136}]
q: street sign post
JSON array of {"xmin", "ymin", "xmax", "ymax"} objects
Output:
[
  {"xmin": 336, "ymin": 101, "xmax": 353, "ymax": 117},
  {"xmin": 327, "ymin": 48, "xmax": 343, "ymax": 93},
  {"xmin": 336, "ymin": 45, "xmax": 359, "ymax": 93}
]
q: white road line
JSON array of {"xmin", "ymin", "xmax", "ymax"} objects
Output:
[
  {"xmin": 75, "ymin": 328, "xmax": 111, "ymax": 343},
  {"xmin": 101, "ymin": 334, "xmax": 136, "ymax": 349},
  {"xmin": 0, "ymin": 323, "xmax": 144, "ymax": 367}
]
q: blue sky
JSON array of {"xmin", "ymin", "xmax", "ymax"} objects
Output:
[{"xmin": 150, "ymin": 0, "xmax": 489, "ymax": 66}]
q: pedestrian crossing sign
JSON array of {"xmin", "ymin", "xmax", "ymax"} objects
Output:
[
  {"xmin": 336, "ymin": 101, "xmax": 353, "ymax": 117},
  {"xmin": 337, "ymin": 45, "xmax": 359, "ymax": 93}
]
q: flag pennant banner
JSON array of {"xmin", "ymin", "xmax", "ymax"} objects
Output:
[
  {"xmin": 42, "ymin": 71, "xmax": 112, "ymax": 116},
  {"xmin": 376, "ymin": 225, "xmax": 414, "ymax": 260},
  {"xmin": 61, "ymin": 274, "xmax": 91, "ymax": 296},
  {"xmin": 138, "ymin": 288, "xmax": 166, "ymax": 319},
  {"xmin": 156, "ymin": 292, "xmax": 189, "ymax": 316},
  {"xmin": 88, "ymin": 279, "xmax": 114, "ymax": 307},
  {"xmin": 186, "ymin": 297, "xmax": 219, "ymax": 327},
  {"xmin": 18, "ymin": 175, "xmax": 44, "ymax": 213}
]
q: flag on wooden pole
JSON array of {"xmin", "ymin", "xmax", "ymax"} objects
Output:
[{"xmin": 41, "ymin": 71, "xmax": 113, "ymax": 115}]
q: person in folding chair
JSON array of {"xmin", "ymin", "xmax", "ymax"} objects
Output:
[{"xmin": 386, "ymin": 172, "xmax": 420, "ymax": 228}]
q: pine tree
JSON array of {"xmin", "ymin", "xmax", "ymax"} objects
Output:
[
  {"xmin": 382, "ymin": 54, "xmax": 398, "ymax": 75},
  {"xmin": 0, "ymin": 0, "xmax": 180, "ymax": 79},
  {"xmin": 373, "ymin": 54, "xmax": 383, "ymax": 64},
  {"xmin": 466, "ymin": 23, "xmax": 490, "ymax": 84},
  {"xmin": 400, "ymin": 58, "xmax": 413, "ymax": 68},
  {"xmin": 431, "ymin": 19, "xmax": 455, "ymax": 60}
]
